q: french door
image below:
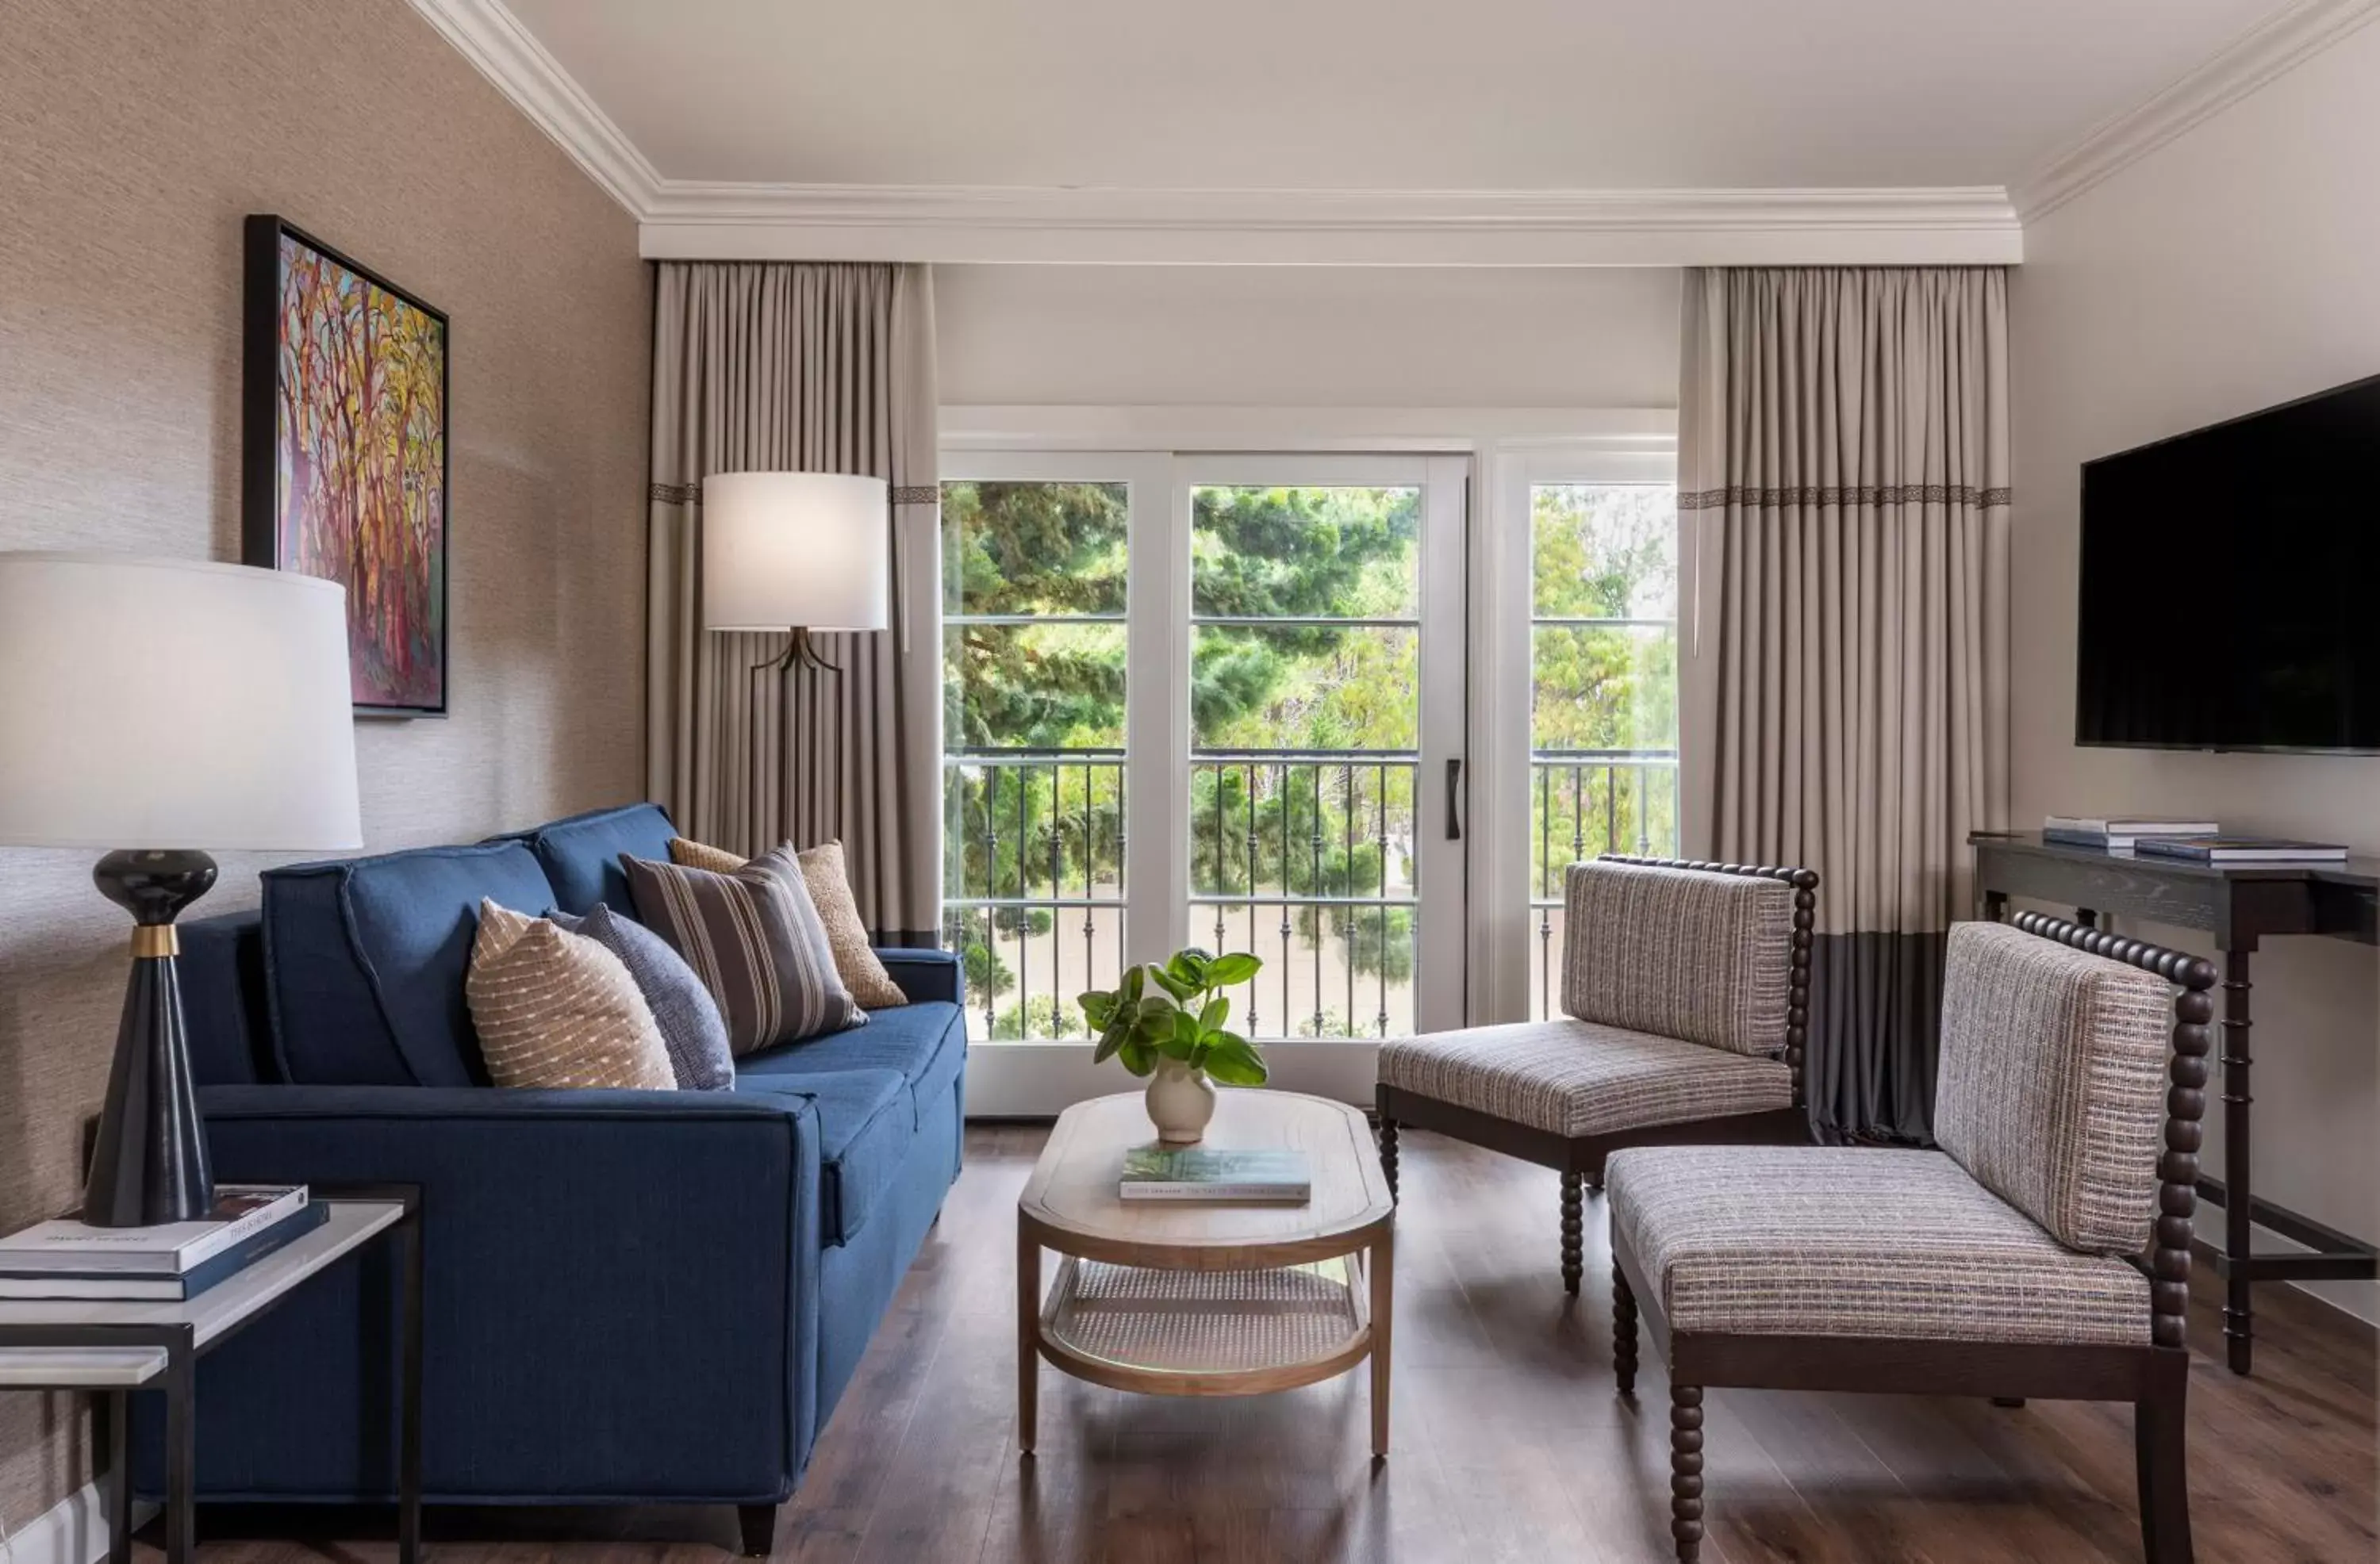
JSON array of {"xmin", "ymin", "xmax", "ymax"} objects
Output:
[{"xmin": 942, "ymin": 452, "xmax": 1468, "ymax": 1113}]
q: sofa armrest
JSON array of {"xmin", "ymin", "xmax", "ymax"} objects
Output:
[
  {"xmin": 175, "ymin": 1085, "xmax": 823, "ymax": 1502},
  {"xmin": 876, "ymin": 946, "xmax": 963, "ymax": 1006}
]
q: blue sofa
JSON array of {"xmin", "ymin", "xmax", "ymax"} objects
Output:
[{"xmin": 137, "ymin": 803, "xmax": 965, "ymax": 1548}]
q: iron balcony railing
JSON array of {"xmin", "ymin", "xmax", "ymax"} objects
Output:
[{"xmin": 1530, "ymin": 749, "xmax": 1680, "ymax": 1018}]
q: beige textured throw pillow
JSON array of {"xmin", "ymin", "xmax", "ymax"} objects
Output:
[
  {"xmin": 667, "ymin": 837, "xmax": 908, "ymax": 1009},
  {"xmin": 466, "ymin": 900, "xmax": 678, "ymax": 1090}
]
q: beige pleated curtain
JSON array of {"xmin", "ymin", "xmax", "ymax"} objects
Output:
[
  {"xmin": 1678, "ymin": 266, "xmax": 2010, "ymax": 1143},
  {"xmin": 647, "ymin": 261, "xmax": 942, "ymax": 944}
]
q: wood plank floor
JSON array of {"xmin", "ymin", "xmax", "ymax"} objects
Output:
[{"xmin": 190, "ymin": 1125, "xmax": 2377, "ymax": 1564}]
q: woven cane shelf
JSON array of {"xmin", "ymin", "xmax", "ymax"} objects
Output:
[{"xmin": 1038, "ymin": 1254, "xmax": 1372, "ymax": 1396}]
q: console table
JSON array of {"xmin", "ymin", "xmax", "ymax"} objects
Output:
[{"xmin": 1969, "ymin": 833, "xmax": 2378, "ymax": 1375}]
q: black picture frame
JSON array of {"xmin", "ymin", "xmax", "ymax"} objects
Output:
[{"xmin": 243, "ymin": 214, "xmax": 451, "ymax": 719}]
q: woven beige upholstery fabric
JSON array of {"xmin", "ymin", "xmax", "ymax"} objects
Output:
[
  {"xmin": 1606, "ymin": 1146, "xmax": 2150, "ymax": 1345},
  {"xmin": 1378, "ymin": 1020, "xmax": 1792, "ymax": 1137},
  {"xmin": 669, "ymin": 836, "xmax": 746, "ymax": 875},
  {"xmin": 1933, "ymin": 922, "xmax": 2171, "ymax": 1255},
  {"xmin": 670, "ymin": 837, "xmax": 906, "ymax": 1008},
  {"xmin": 466, "ymin": 901, "xmax": 677, "ymax": 1091},
  {"xmin": 1560, "ymin": 860, "xmax": 1793, "ymax": 1055}
]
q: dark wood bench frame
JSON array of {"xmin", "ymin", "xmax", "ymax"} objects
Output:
[
  {"xmin": 1375, "ymin": 855, "xmax": 1819, "ymax": 1294},
  {"xmin": 1610, "ymin": 910, "xmax": 2216, "ymax": 1563}
]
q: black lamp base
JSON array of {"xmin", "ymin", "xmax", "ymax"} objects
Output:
[{"xmin": 82, "ymin": 849, "xmax": 217, "ymax": 1229}]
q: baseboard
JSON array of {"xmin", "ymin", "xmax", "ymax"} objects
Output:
[{"xmin": 6, "ymin": 1481, "xmax": 155, "ymax": 1564}]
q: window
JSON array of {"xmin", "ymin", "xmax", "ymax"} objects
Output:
[
  {"xmin": 1527, "ymin": 484, "xmax": 1679, "ymax": 1018},
  {"xmin": 940, "ymin": 480, "xmax": 1129, "ymax": 1041}
]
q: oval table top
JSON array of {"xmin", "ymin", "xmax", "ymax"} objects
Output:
[{"xmin": 1018, "ymin": 1090, "xmax": 1394, "ymax": 1269}]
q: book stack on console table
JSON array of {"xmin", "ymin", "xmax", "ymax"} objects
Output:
[
  {"xmin": 0, "ymin": 1186, "xmax": 323, "ymax": 1301},
  {"xmin": 2043, "ymin": 816, "xmax": 2221, "ymax": 852},
  {"xmin": 2135, "ymin": 835, "xmax": 2351, "ymax": 865}
]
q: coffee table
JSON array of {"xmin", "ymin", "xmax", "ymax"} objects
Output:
[{"xmin": 1015, "ymin": 1089, "xmax": 1396, "ymax": 1457}]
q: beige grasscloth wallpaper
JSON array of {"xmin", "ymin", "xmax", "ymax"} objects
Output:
[{"xmin": 0, "ymin": 0, "xmax": 648, "ymax": 1524}]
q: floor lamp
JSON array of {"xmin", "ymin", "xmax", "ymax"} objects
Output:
[
  {"xmin": 702, "ymin": 472, "xmax": 892, "ymax": 854},
  {"xmin": 0, "ymin": 553, "xmax": 361, "ymax": 1225}
]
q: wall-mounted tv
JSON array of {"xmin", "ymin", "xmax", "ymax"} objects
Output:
[{"xmin": 2077, "ymin": 374, "xmax": 2379, "ymax": 754}]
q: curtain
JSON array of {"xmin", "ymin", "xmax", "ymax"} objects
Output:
[
  {"xmin": 647, "ymin": 262, "xmax": 942, "ymax": 945},
  {"xmin": 1677, "ymin": 267, "xmax": 2010, "ymax": 1144}
]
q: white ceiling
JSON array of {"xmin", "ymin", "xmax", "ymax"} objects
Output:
[{"xmin": 502, "ymin": 0, "xmax": 2282, "ymax": 190}]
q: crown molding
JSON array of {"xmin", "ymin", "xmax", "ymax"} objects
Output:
[
  {"xmin": 413, "ymin": 0, "xmax": 2023, "ymax": 263},
  {"xmin": 406, "ymin": 0, "xmax": 661, "ymax": 213},
  {"xmin": 2015, "ymin": 0, "xmax": 2380, "ymax": 221},
  {"xmin": 636, "ymin": 185, "xmax": 2023, "ymax": 266}
]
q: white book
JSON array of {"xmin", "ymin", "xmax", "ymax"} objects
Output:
[
  {"xmin": 2044, "ymin": 816, "xmax": 2221, "ymax": 839},
  {"xmin": 0, "ymin": 1186, "xmax": 308, "ymax": 1277}
]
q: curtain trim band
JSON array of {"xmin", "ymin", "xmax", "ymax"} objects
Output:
[
  {"xmin": 650, "ymin": 481, "xmax": 701, "ymax": 506},
  {"xmin": 1680, "ymin": 484, "xmax": 2010, "ymax": 511}
]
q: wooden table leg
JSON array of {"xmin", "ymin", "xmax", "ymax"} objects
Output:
[
  {"xmin": 1369, "ymin": 1226, "xmax": 1394, "ymax": 1460},
  {"xmin": 397, "ymin": 1205, "xmax": 424, "ymax": 1564},
  {"xmin": 103, "ymin": 1389, "xmax": 130, "ymax": 1564},
  {"xmin": 1016, "ymin": 1227, "xmax": 1040, "ymax": 1455},
  {"xmin": 2221, "ymin": 944, "xmax": 2255, "ymax": 1375},
  {"xmin": 165, "ymin": 1331, "xmax": 195, "ymax": 1564}
]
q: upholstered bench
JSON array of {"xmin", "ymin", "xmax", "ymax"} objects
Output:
[
  {"xmin": 1376, "ymin": 855, "xmax": 1816, "ymax": 1293},
  {"xmin": 1607, "ymin": 914, "xmax": 2215, "ymax": 1564}
]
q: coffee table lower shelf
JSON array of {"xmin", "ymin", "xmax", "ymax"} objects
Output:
[{"xmin": 1036, "ymin": 1255, "xmax": 1373, "ymax": 1398}]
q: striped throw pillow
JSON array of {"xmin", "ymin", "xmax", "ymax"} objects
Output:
[
  {"xmin": 667, "ymin": 836, "xmax": 908, "ymax": 1009},
  {"xmin": 465, "ymin": 901, "xmax": 677, "ymax": 1091},
  {"xmin": 621, "ymin": 845, "xmax": 866, "ymax": 1053}
]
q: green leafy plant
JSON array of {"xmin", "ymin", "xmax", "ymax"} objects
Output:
[{"xmin": 1078, "ymin": 948, "xmax": 1269, "ymax": 1085}]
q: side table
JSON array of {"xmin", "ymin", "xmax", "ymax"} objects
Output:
[{"xmin": 0, "ymin": 1187, "xmax": 423, "ymax": 1564}]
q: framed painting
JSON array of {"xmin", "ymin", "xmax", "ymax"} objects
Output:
[{"xmin": 243, "ymin": 214, "xmax": 450, "ymax": 716}]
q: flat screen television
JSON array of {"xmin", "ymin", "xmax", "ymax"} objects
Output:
[{"xmin": 2077, "ymin": 374, "xmax": 2380, "ymax": 754}]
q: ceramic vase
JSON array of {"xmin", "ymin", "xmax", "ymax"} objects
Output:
[{"xmin": 1144, "ymin": 1058, "xmax": 1217, "ymax": 1144}]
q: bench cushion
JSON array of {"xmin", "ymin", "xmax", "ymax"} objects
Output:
[
  {"xmin": 1933, "ymin": 921, "xmax": 2172, "ymax": 1255},
  {"xmin": 1606, "ymin": 1146, "xmax": 2150, "ymax": 1346},
  {"xmin": 1379, "ymin": 1019, "xmax": 1791, "ymax": 1138},
  {"xmin": 1560, "ymin": 860, "xmax": 1795, "ymax": 1056}
]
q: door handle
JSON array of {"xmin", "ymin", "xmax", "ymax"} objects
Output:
[{"xmin": 1445, "ymin": 757, "xmax": 1464, "ymax": 841}]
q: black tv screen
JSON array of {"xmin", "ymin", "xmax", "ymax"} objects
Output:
[{"xmin": 2077, "ymin": 374, "xmax": 2380, "ymax": 753}]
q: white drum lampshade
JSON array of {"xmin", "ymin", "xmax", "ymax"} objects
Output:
[
  {"xmin": 0, "ymin": 550, "xmax": 362, "ymax": 1229},
  {"xmin": 701, "ymin": 471, "xmax": 891, "ymax": 634},
  {"xmin": 0, "ymin": 552, "xmax": 363, "ymax": 851}
]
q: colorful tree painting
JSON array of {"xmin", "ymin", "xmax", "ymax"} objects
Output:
[{"xmin": 273, "ymin": 228, "xmax": 447, "ymax": 712}]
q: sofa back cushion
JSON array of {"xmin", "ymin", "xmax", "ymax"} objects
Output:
[
  {"xmin": 1560, "ymin": 860, "xmax": 1794, "ymax": 1056},
  {"xmin": 497, "ymin": 803, "xmax": 678, "ymax": 919},
  {"xmin": 262, "ymin": 840, "xmax": 559, "ymax": 1086},
  {"xmin": 1934, "ymin": 920, "xmax": 2171, "ymax": 1255}
]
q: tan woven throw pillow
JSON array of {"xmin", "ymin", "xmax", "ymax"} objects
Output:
[
  {"xmin": 466, "ymin": 900, "xmax": 677, "ymax": 1090},
  {"xmin": 667, "ymin": 837, "xmax": 908, "ymax": 1009}
]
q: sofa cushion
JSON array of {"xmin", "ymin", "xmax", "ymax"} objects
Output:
[
  {"xmin": 1933, "ymin": 921, "xmax": 2172, "ymax": 1255},
  {"xmin": 738, "ymin": 1070, "xmax": 914, "ymax": 1245},
  {"xmin": 735, "ymin": 1000, "xmax": 965, "ymax": 1132},
  {"xmin": 1379, "ymin": 1018, "xmax": 1793, "ymax": 1137},
  {"xmin": 1607, "ymin": 1145, "xmax": 2150, "ymax": 1346},
  {"xmin": 496, "ymin": 803, "xmax": 678, "ymax": 919},
  {"xmin": 262, "ymin": 841, "xmax": 558, "ymax": 1087},
  {"xmin": 180, "ymin": 913, "xmax": 274, "ymax": 1087},
  {"xmin": 623, "ymin": 847, "xmax": 866, "ymax": 1052},
  {"xmin": 1560, "ymin": 859, "xmax": 1795, "ymax": 1056},
  {"xmin": 553, "ymin": 903, "xmax": 735, "ymax": 1091}
]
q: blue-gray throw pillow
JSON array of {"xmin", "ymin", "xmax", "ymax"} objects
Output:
[{"xmin": 553, "ymin": 903, "xmax": 735, "ymax": 1091}]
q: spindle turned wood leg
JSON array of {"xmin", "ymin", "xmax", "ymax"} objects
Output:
[
  {"xmin": 1671, "ymin": 1382, "xmax": 1706, "ymax": 1562},
  {"xmin": 2220, "ymin": 945, "xmax": 2254, "ymax": 1374},
  {"xmin": 1560, "ymin": 1170, "xmax": 1584, "ymax": 1295},
  {"xmin": 1377, "ymin": 1115, "xmax": 1399, "ymax": 1201}
]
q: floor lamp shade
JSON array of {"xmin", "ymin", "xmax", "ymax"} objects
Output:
[
  {"xmin": 701, "ymin": 472, "xmax": 891, "ymax": 634},
  {"xmin": 0, "ymin": 552, "xmax": 363, "ymax": 1225}
]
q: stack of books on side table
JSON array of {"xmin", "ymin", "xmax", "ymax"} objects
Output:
[
  {"xmin": 2043, "ymin": 815, "xmax": 2221, "ymax": 852},
  {"xmin": 0, "ymin": 1185, "xmax": 323, "ymax": 1301},
  {"xmin": 2134, "ymin": 836, "xmax": 2351, "ymax": 864},
  {"xmin": 1119, "ymin": 1148, "xmax": 1311, "ymax": 1204}
]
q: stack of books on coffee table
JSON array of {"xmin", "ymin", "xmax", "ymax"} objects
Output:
[
  {"xmin": 0, "ymin": 1185, "xmax": 323, "ymax": 1301},
  {"xmin": 2043, "ymin": 816, "xmax": 2220, "ymax": 853}
]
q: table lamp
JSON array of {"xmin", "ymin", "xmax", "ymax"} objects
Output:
[
  {"xmin": 701, "ymin": 472, "xmax": 891, "ymax": 846},
  {"xmin": 0, "ymin": 553, "xmax": 362, "ymax": 1226}
]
